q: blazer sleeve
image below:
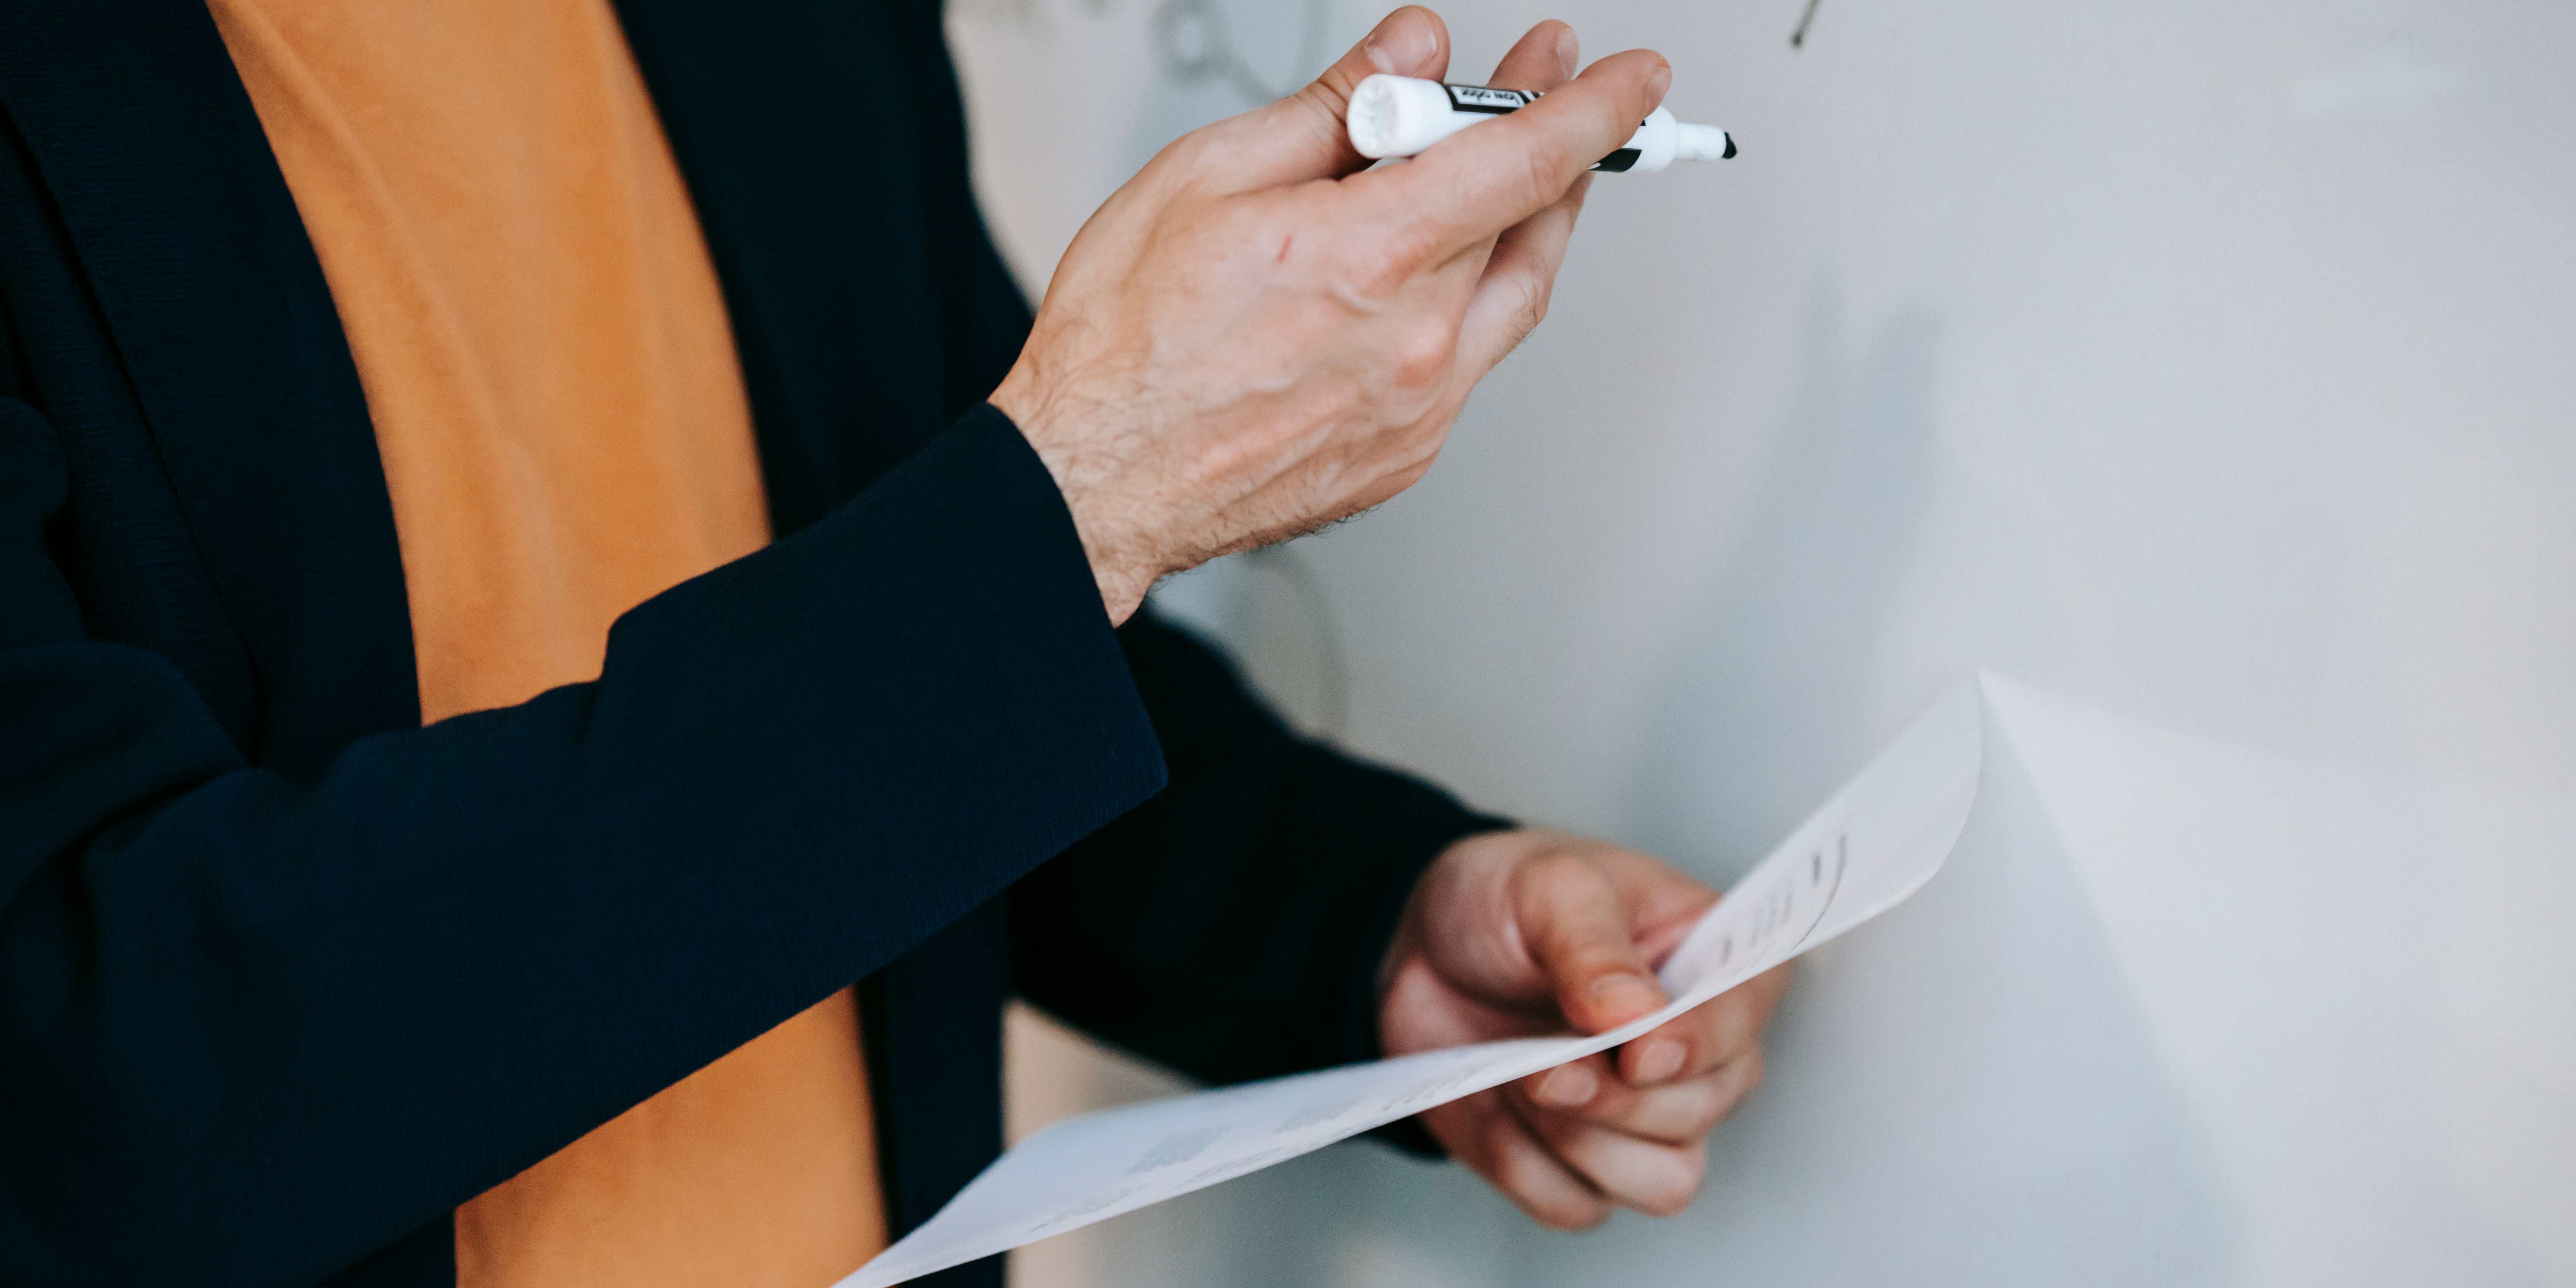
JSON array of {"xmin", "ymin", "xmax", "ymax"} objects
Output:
[
  {"xmin": 0, "ymin": 398, "xmax": 1165, "ymax": 1284},
  {"xmin": 1007, "ymin": 609, "xmax": 1512, "ymax": 1092}
]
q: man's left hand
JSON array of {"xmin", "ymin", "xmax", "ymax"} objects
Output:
[{"xmin": 1379, "ymin": 828, "xmax": 1789, "ymax": 1228}]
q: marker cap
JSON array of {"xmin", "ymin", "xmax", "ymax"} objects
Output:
[{"xmin": 1349, "ymin": 75, "xmax": 1474, "ymax": 159}]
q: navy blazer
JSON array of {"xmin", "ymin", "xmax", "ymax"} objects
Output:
[{"xmin": 0, "ymin": 1, "xmax": 1499, "ymax": 1284}]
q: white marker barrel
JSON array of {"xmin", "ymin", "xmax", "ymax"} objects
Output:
[{"xmin": 1346, "ymin": 75, "xmax": 1734, "ymax": 173}]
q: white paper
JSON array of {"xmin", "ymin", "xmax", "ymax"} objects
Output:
[{"xmin": 837, "ymin": 676, "xmax": 1986, "ymax": 1288}]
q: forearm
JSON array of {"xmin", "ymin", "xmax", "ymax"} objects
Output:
[{"xmin": 0, "ymin": 407, "xmax": 1164, "ymax": 1283}]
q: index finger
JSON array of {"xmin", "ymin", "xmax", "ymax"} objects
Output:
[{"xmin": 1344, "ymin": 48, "xmax": 1670, "ymax": 270}]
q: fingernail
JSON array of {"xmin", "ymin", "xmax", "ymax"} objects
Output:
[
  {"xmin": 1535, "ymin": 1063, "xmax": 1598, "ymax": 1108},
  {"xmin": 1646, "ymin": 61, "xmax": 1673, "ymax": 105},
  {"xmin": 1591, "ymin": 972, "xmax": 1665, "ymax": 1018},
  {"xmin": 1365, "ymin": 10, "xmax": 1438, "ymax": 73},
  {"xmin": 1635, "ymin": 1039, "xmax": 1686, "ymax": 1084},
  {"xmin": 1553, "ymin": 26, "xmax": 1579, "ymax": 79}
]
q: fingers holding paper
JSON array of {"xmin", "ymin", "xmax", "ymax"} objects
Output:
[
  {"xmin": 1497, "ymin": 970, "xmax": 1783, "ymax": 1221},
  {"xmin": 1379, "ymin": 827, "xmax": 1789, "ymax": 1227}
]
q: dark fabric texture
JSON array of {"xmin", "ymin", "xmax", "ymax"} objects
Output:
[
  {"xmin": 0, "ymin": 0, "xmax": 1505, "ymax": 1284},
  {"xmin": 1017, "ymin": 616, "xmax": 1513, "ymax": 1088}
]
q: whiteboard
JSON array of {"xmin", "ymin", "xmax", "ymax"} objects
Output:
[{"xmin": 951, "ymin": 0, "xmax": 2576, "ymax": 1283}]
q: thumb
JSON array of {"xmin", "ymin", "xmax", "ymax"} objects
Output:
[
  {"xmin": 1210, "ymin": 6, "xmax": 1449, "ymax": 189},
  {"xmin": 1516, "ymin": 857, "xmax": 1670, "ymax": 1036}
]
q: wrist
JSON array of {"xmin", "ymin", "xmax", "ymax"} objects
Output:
[{"xmin": 992, "ymin": 376, "xmax": 1163, "ymax": 625}]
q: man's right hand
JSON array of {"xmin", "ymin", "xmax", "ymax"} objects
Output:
[{"xmin": 991, "ymin": 7, "xmax": 1671, "ymax": 622}]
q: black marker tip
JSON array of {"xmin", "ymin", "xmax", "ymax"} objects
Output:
[{"xmin": 1723, "ymin": 135, "xmax": 1739, "ymax": 159}]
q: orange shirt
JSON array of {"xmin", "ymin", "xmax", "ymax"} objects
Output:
[{"xmin": 205, "ymin": 0, "xmax": 888, "ymax": 1281}]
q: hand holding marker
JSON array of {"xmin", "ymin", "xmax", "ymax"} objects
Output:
[{"xmin": 1347, "ymin": 74, "xmax": 1734, "ymax": 172}]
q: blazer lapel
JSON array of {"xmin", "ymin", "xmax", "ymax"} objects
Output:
[
  {"xmin": 609, "ymin": 0, "xmax": 953, "ymax": 537},
  {"xmin": 0, "ymin": 0, "xmax": 419, "ymax": 777}
]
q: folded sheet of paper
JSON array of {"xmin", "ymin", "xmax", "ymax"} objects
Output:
[{"xmin": 838, "ymin": 676, "xmax": 1986, "ymax": 1288}]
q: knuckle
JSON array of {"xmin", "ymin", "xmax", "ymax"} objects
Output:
[
  {"xmin": 1710, "ymin": 1053, "xmax": 1765, "ymax": 1121},
  {"xmin": 1152, "ymin": 128, "xmax": 1217, "ymax": 177},
  {"xmin": 1635, "ymin": 1188, "xmax": 1691, "ymax": 1219},
  {"xmin": 1534, "ymin": 1193, "xmax": 1611, "ymax": 1232},
  {"xmin": 1339, "ymin": 246, "xmax": 1403, "ymax": 303},
  {"xmin": 1492, "ymin": 1143, "xmax": 1554, "ymax": 1200},
  {"xmin": 1528, "ymin": 848, "xmax": 1598, "ymax": 889},
  {"xmin": 1399, "ymin": 413, "xmax": 1452, "ymax": 465},
  {"xmin": 1350, "ymin": 223, "xmax": 1442, "ymax": 299},
  {"xmin": 1295, "ymin": 76, "xmax": 1357, "ymax": 127},
  {"xmin": 1639, "ymin": 1150, "xmax": 1705, "ymax": 1216},
  {"xmin": 1519, "ymin": 134, "xmax": 1573, "ymax": 210},
  {"xmin": 1508, "ymin": 273, "xmax": 1553, "ymax": 336},
  {"xmin": 1680, "ymin": 1087, "xmax": 1732, "ymax": 1135},
  {"xmin": 1488, "ymin": 1123, "xmax": 1608, "ymax": 1231},
  {"xmin": 1390, "ymin": 319, "xmax": 1457, "ymax": 388},
  {"xmin": 1484, "ymin": 1115, "xmax": 1534, "ymax": 1171}
]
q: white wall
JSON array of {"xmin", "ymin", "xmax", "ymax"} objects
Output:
[{"xmin": 954, "ymin": 0, "xmax": 2576, "ymax": 1283}]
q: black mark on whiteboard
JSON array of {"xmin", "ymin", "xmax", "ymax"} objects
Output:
[{"xmin": 1791, "ymin": 0, "xmax": 1823, "ymax": 47}]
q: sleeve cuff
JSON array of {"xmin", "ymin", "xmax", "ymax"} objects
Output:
[{"xmin": 1329, "ymin": 796, "xmax": 1513, "ymax": 1161}]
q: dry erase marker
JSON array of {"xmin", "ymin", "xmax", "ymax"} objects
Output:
[{"xmin": 1347, "ymin": 74, "xmax": 1735, "ymax": 173}]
